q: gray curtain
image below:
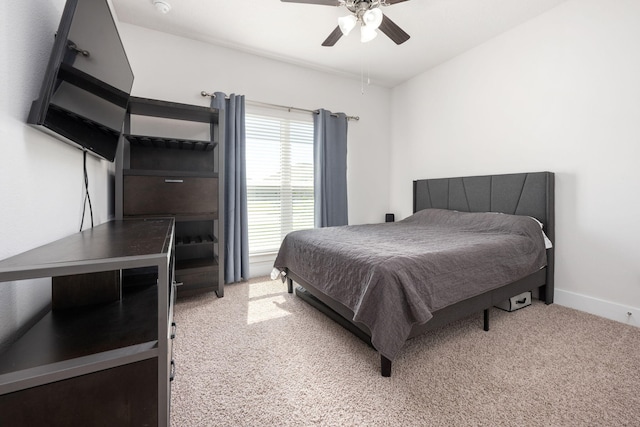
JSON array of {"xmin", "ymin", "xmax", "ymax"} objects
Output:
[
  {"xmin": 314, "ymin": 109, "xmax": 348, "ymax": 227},
  {"xmin": 211, "ymin": 92, "xmax": 249, "ymax": 283}
]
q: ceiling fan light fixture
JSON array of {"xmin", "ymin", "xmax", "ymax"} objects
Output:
[
  {"xmin": 281, "ymin": 0, "xmax": 410, "ymax": 47},
  {"xmin": 362, "ymin": 8, "xmax": 383, "ymax": 30},
  {"xmin": 338, "ymin": 15, "xmax": 358, "ymax": 36},
  {"xmin": 360, "ymin": 25, "xmax": 378, "ymax": 43}
]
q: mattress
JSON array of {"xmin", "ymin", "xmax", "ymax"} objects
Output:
[{"xmin": 273, "ymin": 208, "xmax": 547, "ymax": 360}]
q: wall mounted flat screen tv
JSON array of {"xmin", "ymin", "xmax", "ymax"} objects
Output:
[{"xmin": 28, "ymin": 0, "xmax": 134, "ymax": 162}]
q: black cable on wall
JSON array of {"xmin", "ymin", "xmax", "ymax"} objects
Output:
[{"xmin": 80, "ymin": 150, "xmax": 94, "ymax": 231}]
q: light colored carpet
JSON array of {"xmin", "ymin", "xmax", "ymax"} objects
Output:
[{"xmin": 170, "ymin": 277, "xmax": 640, "ymax": 426}]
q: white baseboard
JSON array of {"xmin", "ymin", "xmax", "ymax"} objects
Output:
[
  {"xmin": 249, "ymin": 255, "xmax": 277, "ymax": 279},
  {"xmin": 554, "ymin": 289, "xmax": 639, "ymax": 328},
  {"xmin": 244, "ymin": 265, "xmax": 640, "ymax": 329}
]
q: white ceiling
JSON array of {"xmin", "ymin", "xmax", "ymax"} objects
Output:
[{"xmin": 111, "ymin": 0, "xmax": 568, "ymax": 87}]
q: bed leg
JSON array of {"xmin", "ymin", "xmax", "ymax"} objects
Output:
[
  {"xmin": 484, "ymin": 309, "xmax": 490, "ymax": 331},
  {"xmin": 381, "ymin": 355, "xmax": 392, "ymax": 377},
  {"xmin": 540, "ymin": 284, "xmax": 554, "ymax": 305},
  {"xmin": 287, "ymin": 277, "xmax": 293, "ymax": 294}
]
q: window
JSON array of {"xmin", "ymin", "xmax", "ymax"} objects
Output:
[{"xmin": 245, "ymin": 108, "xmax": 314, "ymax": 256}]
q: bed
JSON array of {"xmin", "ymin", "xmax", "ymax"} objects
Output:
[{"xmin": 272, "ymin": 171, "xmax": 555, "ymax": 377}]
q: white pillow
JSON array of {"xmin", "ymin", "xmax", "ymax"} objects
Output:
[{"xmin": 528, "ymin": 216, "xmax": 553, "ymax": 249}]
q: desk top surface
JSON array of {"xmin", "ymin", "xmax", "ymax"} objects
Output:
[{"xmin": 0, "ymin": 218, "xmax": 174, "ymax": 279}]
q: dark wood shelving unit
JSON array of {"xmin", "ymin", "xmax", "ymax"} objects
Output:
[
  {"xmin": 0, "ymin": 218, "xmax": 175, "ymax": 426},
  {"xmin": 116, "ymin": 96, "xmax": 225, "ymax": 298}
]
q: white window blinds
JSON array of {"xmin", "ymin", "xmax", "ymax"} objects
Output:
[{"xmin": 245, "ymin": 108, "xmax": 314, "ymax": 256}]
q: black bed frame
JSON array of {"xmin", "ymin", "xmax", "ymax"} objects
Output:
[{"xmin": 284, "ymin": 171, "xmax": 555, "ymax": 377}]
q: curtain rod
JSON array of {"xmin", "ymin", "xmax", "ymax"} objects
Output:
[{"xmin": 200, "ymin": 91, "xmax": 359, "ymax": 121}]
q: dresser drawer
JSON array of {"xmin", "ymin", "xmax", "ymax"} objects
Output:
[{"xmin": 124, "ymin": 175, "xmax": 218, "ymax": 216}]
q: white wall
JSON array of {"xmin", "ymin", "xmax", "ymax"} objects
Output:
[
  {"xmin": 118, "ymin": 24, "xmax": 392, "ymax": 277},
  {"xmin": 0, "ymin": 1, "xmax": 115, "ymax": 348},
  {"xmin": 390, "ymin": 0, "xmax": 640, "ymax": 325}
]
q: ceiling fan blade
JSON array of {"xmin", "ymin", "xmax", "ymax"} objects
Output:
[
  {"xmin": 379, "ymin": 14, "xmax": 410, "ymax": 45},
  {"xmin": 280, "ymin": 0, "xmax": 341, "ymax": 5},
  {"xmin": 322, "ymin": 26, "xmax": 343, "ymax": 46}
]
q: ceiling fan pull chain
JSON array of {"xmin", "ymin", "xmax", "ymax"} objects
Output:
[{"xmin": 360, "ymin": 52, "xmax": 372, "ymax": 95}]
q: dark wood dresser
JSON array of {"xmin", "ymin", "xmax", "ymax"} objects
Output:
[{"xmin": 0, "ymin": 218, "xmax": 175, "ymax": 426}]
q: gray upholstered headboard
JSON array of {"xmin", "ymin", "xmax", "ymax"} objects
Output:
[
  {"xmin": 413, "ymin": 171, "xmax": 555, "ymax": 244},
  {"xmin": 413, "ymin": 171, "xmax": 555, "ymax": 303}
]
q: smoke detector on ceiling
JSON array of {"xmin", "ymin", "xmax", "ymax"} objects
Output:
[{"xmin": 152, "ymin": 0, "xmax": 171, "ymax": 14}]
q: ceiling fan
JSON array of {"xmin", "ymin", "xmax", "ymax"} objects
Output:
[{"xmin": 281, "ymin": 0, "xmax": 410, "ymax": 46}]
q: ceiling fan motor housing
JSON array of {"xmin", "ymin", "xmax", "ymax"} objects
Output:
[{"xmin": 344, "ymin": 0, "xmax": 383, "ymax": 16}]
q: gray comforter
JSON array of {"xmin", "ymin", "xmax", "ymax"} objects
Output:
[{"xmin": 273, "ymin": 209, "xmax": 547, "ymax": 360}]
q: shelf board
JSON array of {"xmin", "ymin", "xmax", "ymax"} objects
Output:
[
  {"xmin": 174, "ymin": 213, "xmax": 218, "ymax": 222},
  {"xmin": 46, "ymin": 104, "xmax": 120, "ymax": 137},
  {"xmin": 125, "ymin": 134, "xmax": 218, "ymax": 151},
  {"xmin": 0, "ymin": 219, "xmax": 174, "ymax": 281},
  {"xmin": 57, "ymin": 62, "xmax": 128, "ymax": 108},
  {"xmin": 0, "ymin": 343, "xmax": 158, "ymax": 396},
  {"xmin": 124, "ymin": 213, "xmax": 218, "ymax": 222},
  {"xmin": 176, "ymin": 257, "xmax": 218, "ymax": 274},
  {"xmin": 128, "ymin": 97, "xmax": 220, "ymax": 123},
  {"xmin": 0, "ymin": 286, "xmax": 159, "ymax": 393}
]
